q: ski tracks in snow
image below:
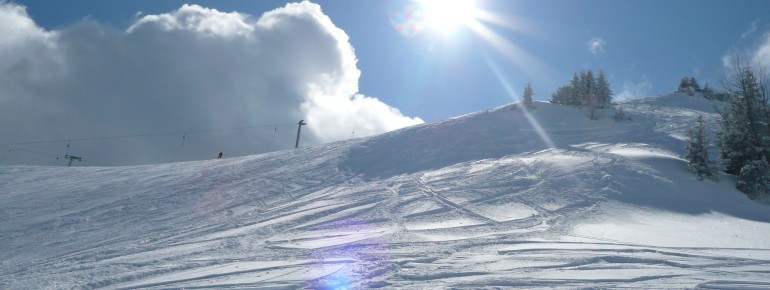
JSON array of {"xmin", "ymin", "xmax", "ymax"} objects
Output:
[
  {"xmin": 417, "ymin": 177, "xmax": 500, "ymax": 226},
  {"xmin": 5, "ymin": 100, "xmax": 770, "ymax": 289}
]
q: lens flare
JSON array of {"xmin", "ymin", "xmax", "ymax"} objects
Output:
[
  {"xmin": 304, "ymin": 218, "xmax": 390, "ymax": 289},
  {"xmin": 389, "ymin": 0, "xmax": 478, "ymax": 36},
  {"xmin": 484, "ymin": 55, "xmax": 555, "ymax": 149},
  {"xmin": 315, "ymin": 271, "xmax": 352, "ymax": 290},
  {"xmin": 388, "ymin": 1, "xmax": 428, "ymax": 36},
  {"xmin": 388, "ymin": 0, "xmax": 557, "ymax": 145}
]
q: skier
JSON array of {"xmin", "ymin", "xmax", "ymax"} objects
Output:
[{"xmin": 217, "ymin": 152, "xmax": 223, "ymax": 159}]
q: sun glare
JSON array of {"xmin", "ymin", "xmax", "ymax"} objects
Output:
[{"xmin": 419, "ymin": 0, "xmax": 477, "ymax": 34}]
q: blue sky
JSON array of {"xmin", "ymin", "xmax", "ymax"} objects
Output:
[
  {"xmin": 15, "ymin": 0, "xmax": 770, "ymax": 121},
  {"xmin": 2, "ymin": 0, "xmax": 770, "ymax": 166}
]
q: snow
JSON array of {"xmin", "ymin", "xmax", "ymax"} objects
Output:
[{"xmin": 2, "ymin": 93, "xmax": 770, "ymax": 289}]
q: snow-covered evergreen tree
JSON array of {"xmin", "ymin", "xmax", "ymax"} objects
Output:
[
  {"xmin": 550, "ymin": 85, "xmax": 571, "ymax": 104},
  {"xmin": 701, "ymin": 83, "xmax": 729, "ymax": 101},
  {"xmin": 679, "ymin": 77, "xmax": 691, "ymax": 92},
  {"xmin": 566, "ymin": 72, "xmax": 582, "ymax": 106},
  {"xmin": 720, "ymin": 66, "xmax": 767, "ymax": 173},
  {"xmin": 551, "ymin": 72, "xmax": 582, "ymax": 106},
  {"xmin": 719, "ymin": 60, "xmax": 770, "ymax": 199},
  {"xmin": 551, "ymin": 69, "xmax": 612, "ymax": 110},
  {"xmin": 685, "ymin": 115, "xmax": 716, "ymax": 180},
  {"xmin": 677, "ymin": 76, "xmax": 702, "ymax": 96},
  {"xmin": 689, "ymin": 77, "xmax": 701, "ymax": 92},
  {"xmin": 578, "ymin": 70, "xmax": 596, "ymax": 107},
  {"xmin": 596, "ymin": 70, "xmax": 613, "ymax": 107},
  {"xmin": 522, "ymin": 82, "xmax": 534, "ymax": 108},
  {"xmin": 737, "ymin": 157, "xmax": 770, "ymax": 200}
]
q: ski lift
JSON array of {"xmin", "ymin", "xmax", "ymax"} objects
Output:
[{"xmin": 58, "ymin": 141, "xmax": 71, "ymax": 162}]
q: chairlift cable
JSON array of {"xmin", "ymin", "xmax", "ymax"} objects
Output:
[{"xmin": 0, "ymin": 122, "xmax": 297, "ymax": 146}]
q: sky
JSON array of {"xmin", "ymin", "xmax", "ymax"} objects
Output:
[{"xmin": 2, "ymin": 0, "xmax": 770, "ymax": 166}]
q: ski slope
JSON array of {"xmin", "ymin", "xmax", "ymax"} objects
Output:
[{"xmin": 2, "ymin": 92, "xmax": 770, "ymax": 289}]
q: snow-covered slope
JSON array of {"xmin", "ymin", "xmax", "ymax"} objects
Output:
[{"xmin": 3, "ymin": 93, "xmax": 770, "ymax": 289}]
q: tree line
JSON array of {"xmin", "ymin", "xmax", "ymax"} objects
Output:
[
  {"xmin": 678, "ymin": 76, "xmax": 729, "ymax": 101},
  {"xmin": 550, "ymin": 70, "xmax": 612, "ymax": 107},
  {"xmin": 519, "ymin": 64, "xmax": 767, "ymax": 200},
  {"xmin": 683, "ymin": 60, "xmax": 770, "ymax": 200}
]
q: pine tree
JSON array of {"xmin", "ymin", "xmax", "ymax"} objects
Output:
[
  {"xmin": 568, "ymin": 72, "xmax": 582, "ymax": 106},
  {"xmin": 550, "ymin": 85, "xmax": 571, "ymax": 104},
  {"xmin": 720, "ymin": 66, "xmax": 768, "ymax": 173},
  {"xmin": 596, "ymin": 70, "xmax": 612, "ymax": 107},
  {"xmin": 580, "ymin": 70, "xmax": 596, "ymax": 107},
  {"xmin": 522, "ymin": 82, "xmax": 534, "ymax": 108},
  {"xmin": 737, "ymin": 157, "xmax": 770, "ymax": 200},
  {"xmin": 551, "ymin": 69, "xmax": 612, "ymax": 114},
  {"xmin": 685, "ymin": 115, "xmax": 716, "ymax": 180},
  {"xmin": 701, "ymin": 83, "xmax": 730, "ymax": 101},
  {"xmin": 679, "ymin": 77, "xmax": 691, "ymax": 92},
  {"xmin": 689, "ymin": 77, "xmax": 701, "ymax": 92},
  {"xmin": 551, "ymin": 72, "xmax": 582, "ymax": 106},
  {"xmin": 678, "ymin": 76, "xmax": 702, "ymax": 95},
  {"xmin": 719, "ymin": 59, "xmax": 770, "ymax": 199}
]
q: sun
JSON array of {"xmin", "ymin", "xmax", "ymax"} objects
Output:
[{"xmin": 418, "ymin": 0, "xmax": 478, "ymax": 34}]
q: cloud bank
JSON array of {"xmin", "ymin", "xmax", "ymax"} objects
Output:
[{"xmin": 0, "ymin": 2, "xmax": 422, "ymax": 166}]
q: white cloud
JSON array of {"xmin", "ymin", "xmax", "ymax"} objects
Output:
[
  {"xmin": 587, "ymin": 37, "xmax": 606, "ymax": 55},
  {"xmin": 723, "ymin": 26, "xmax": 770, "ymax": 72},
  {"xmin": 0, "ymin": 2, "xmax": 52, "ymax": 47},
  {"xmin": 741, "ymin": 20, "xmax": 758, "ymax": 39},
  {"xmin": 128, "ymin": 4, "xmax": 254, "ymax": 37},
  {"xmin": 615, "ymin": 79, "xmax": 653, "ymax": 102},
  {"xmin": 722, "ymin": 48, "xmax": 739, "ymax": 70},
  {"xmin": 0, "ymin": 2, "xmax": 422, "ymax": 166},
  {"xmin": 755, "ymin": 32, "xmax": 770, "ymax": 67}
]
